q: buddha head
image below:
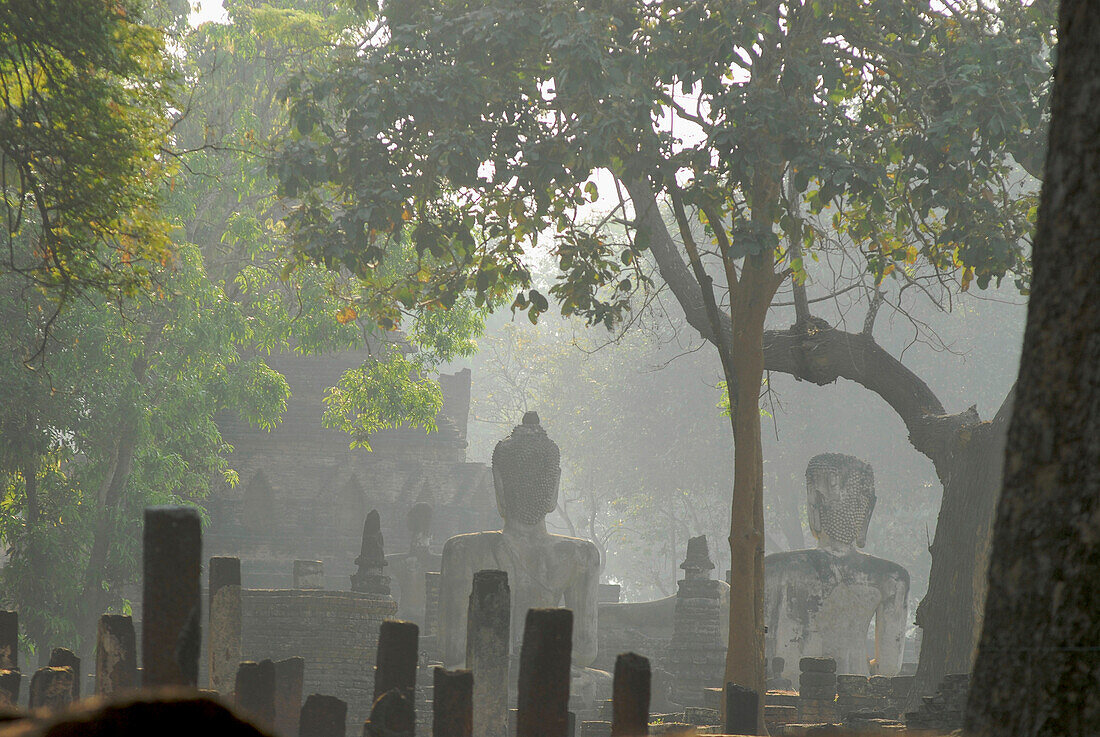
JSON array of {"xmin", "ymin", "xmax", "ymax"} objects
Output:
[
  {"xmin": 806, "ymin": 453, "xmax": 876, "ymax": 549},
  {"xmin": 491, "ymin": 411, "xmax": 561, "ymax": 525}
]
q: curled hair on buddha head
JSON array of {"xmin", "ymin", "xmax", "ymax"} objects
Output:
[
  {"xmin": 806, "ymin": 453, "xmax": 876, "ymax": 548},
  {"xmin": 491, "ymin": 411, "xmax": 561, "ymax": 525}
]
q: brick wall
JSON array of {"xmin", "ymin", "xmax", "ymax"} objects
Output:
[{"xmin": 241, "ymin": 589, "xmax": 397, "ymax": 732}]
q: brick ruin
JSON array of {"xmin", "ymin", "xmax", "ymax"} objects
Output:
[{"xmin": 205, "ymin": 349, "xmax": 498, "ymax": 590}]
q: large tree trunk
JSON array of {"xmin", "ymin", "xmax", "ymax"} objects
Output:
[
  {"xmin": 966, "ymin": 1, "xmax": 1100, "ymax": 732},
  {"xmin": 911, "ymin": 391, "xmax": 1012, "ymax": 703}
]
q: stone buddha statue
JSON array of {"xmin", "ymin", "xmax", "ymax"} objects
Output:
[
  {"xmin": 439, "ymin": 412, "xmax": 601, "ymax": 673},
  {"xmin": 764, "ymin": 453, "xmax": 910, "ymax": 682},
  {"xmin": 388, "ymin": 502, "xmax": 441, "ymax": 625}
]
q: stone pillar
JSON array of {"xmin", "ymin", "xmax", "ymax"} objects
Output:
[
  {"xmin": 209, "ymin": 555, "xmax": 242, "ymax": 695},
  {"xmin": 724, "ymin": 684, "xmax": 758, "ymax": 736},
  {"xmin": 516, "ymin": 608, "xmax": 572, "ymax": 737},
  {"xmin": 28, "ymin": 666, "xmax": 74, "ymax": 710},
  {"xmin": 797, "ymin": 657, "xmax": 837, "ymax": 724},
  {"xmin": 235, "ymin": 659, "xmax": 277, "ymax": 730},
  {"xmin": 467, "ymin": 570, "xmax": 510, "ymax": 737},
  {"xmin": 364, "ymin": 689, "xmax": 415, "ymax": 737},
  {"xmin": 143, "ymin": 506, "xmax": 201, "ymax": 687},
  {"xmin": 48, "ymin": 648, "xmax": 80, "ymax": 701},
  {"xmin": 432, "ymin": 667, "xmax": 473, "ymax": 737},
  {"xmin": 611, "ymin": 653, "xmax": 650, "ymax": 737},
  {"xmin": 0, "ymin": 611, "xmax": 16, "ymax": 670},
  {"xmin": 293, "ymin": 561, "xmax": 324, "ymax": 590},
  {"xmin": 424, "ymin": 572, "xmax": 441, "ymax": 637},
  {"xmin": 666, "ymin": 536, "xmax": 724, "ymax": 707},
  {"xmin": 0, "ymin": 670, "xmax": 20, "ymax": 707},
  {"xmin": 299, "ymin": 694, "xmax": 347, "ymax": 737},
  {"xmin": 96, "ymin": 614, "xmax": 137, "ymax": 695},
  {"xmin": 274, "ymin": 656, "xmax": 305, "ymax": 737},
  {"xmin": 373, "ymin": 620, "xmax": 418, "ymax": 702}
]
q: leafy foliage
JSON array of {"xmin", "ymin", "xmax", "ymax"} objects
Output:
[{"xmin": 0, "ymin": 0, "xmax": 175, "ymax": 299}]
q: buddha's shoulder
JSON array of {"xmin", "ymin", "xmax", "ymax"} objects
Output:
[
  {"xmin": 765, "ymin": 548, "xmax": 829, "ymax": 568},
  {"xmin": 550, "ymin": 533, "xmax": 601, "ymax": 564},
  {"xmin": 442, "ymin": 530, "xmax": 503, "ymax": 554}
]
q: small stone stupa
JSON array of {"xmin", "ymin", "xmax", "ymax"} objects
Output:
[{"xmin": 351, "ymin": 510, "xmax": 391, "ymax": 595}]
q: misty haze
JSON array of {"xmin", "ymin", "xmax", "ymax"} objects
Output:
[{"xmin": 0, "ymin": 0, "xmax": 1096, "ymax": 736}]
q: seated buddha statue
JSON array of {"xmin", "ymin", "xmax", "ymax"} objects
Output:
[
  {"xmin": 439, "ymin": 411, "xmax": 602, "ymax": 680},
  {"xmin": 765, "ymin": 453, "xmax": 910, "ymax": 683}
]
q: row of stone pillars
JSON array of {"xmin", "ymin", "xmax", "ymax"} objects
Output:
[{"xmin": 360, "ymin": 609, "xmax": 651, "ymax": 737}]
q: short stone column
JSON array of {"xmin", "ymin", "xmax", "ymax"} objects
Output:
[
  {"xmin": 209, "ymin": 556, "xmax": 242, "ymax": 695},
  {"xmin": 143, "ymin": 506, "xmax": 202, "ymax": 687},
  {"xmin": 96, "ymin": 614, "xmax": 137, "ymax": 695},
  {"xmin": 467, "ymin": 570, "xmax": 510, "ymax": 737},
  {"xmin": 235, "ymin": 659, "xmax": 277, "ymax": 729},
  {"xmin": 29, "ymin": 666, "xmax": 74, "ymax": 710},
  {"xmin": 48, "ymin": 648, "xmax": 81, "ymax": 701},
  {"xmin": 666, "ymin": 536, "xmax": 724, "ymax": 707},
  {"xmin": 274, "ymin": 656, "xmax": 305, "ymax": 737},
  {"xmin": 516, "ymin": 608, "xmax": 572, "ymax": 737},
  {"xmin": 0, "ymin": 669, "xmax": 20, "ymax": 707},
  {"xmin": 373, "ymin": 620, "xmax": 418, "ymax": 701},
  {"xmin": 724, "ymin": 684, "xmax": 759, "ymax": 735},
  {"xmin": 294, "ymin": 561, "xmax": 324, "ymax": 590},
  {"xmin": 611, "ymin": 653, "xmax": 650, "ymax": 737},
  {"xmin": 351, "ymin": 510, "xmax": 390, "ymax": 595},
  {"xmin": 364, "ymin": 689, "xmax": 415, "ymax": 737},
  {"xmin": 797, "ymin": 657, "xmax": 837, "ymax": 723},
  {"xmin": 424, "ymin": 572, "xmax": 442, "ymax": 637},
  {"xmin": 433, "ymin": 667, "xmax": 473, "ymax": 737},
  {"xmin": 0, "ymin": 610, "xmax": 17, "ymax": 670},
  {"xmin": 299, "ymin": 694, "xmax": 347, "ymax": 737}
]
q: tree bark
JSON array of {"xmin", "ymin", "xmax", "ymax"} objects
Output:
[
  {"xmin": 966, "ymin": 1, "xmax": 1100, "ymax": 732},
  {"xmin": 911, "ymin": 389, "xmax": 1012, "ymax": 703}
]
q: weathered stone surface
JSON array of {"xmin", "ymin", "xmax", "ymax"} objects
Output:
[
  {"xmin": 274, "ymin": 657, "xmax": 305, "ymax": 737},
  {"xmin": 235, "ymin": 660, "xmax": 276, "ymax": 730},
  {"xmin": 0, "ymin": 669, "xmax": 20, "ymax": 707},
  {"xmin": 373, "ymin": 620, "xmax": 418, "ymax": 701},
  {"xmin": 798, "ymin": 658, "xmax": 836, "ymax": 674},
  {"xmin": 206, "ymin": 357, "xmax": 497, "ymax": 594},
  {"xmin": 466, "ymin": 570, "xmax": 510, "ymax": 737},
  {"xmin": 611, "ymin": 652, "xmax": 650, "ymax": 737},
  {"xmin": 96, "ymin": 614, "xmax": 137, "ymax": 696},
  {"xmin": 351, "ymin": 511, "xmax": 390, "ymax": 596},
  {"xmin": 0, "ymin": 612, "xmax": 16, "ymax": 671},
  {"xmin": 432, "ymin": 667, "xmax": 472, "ymax": 737},
  {"xmin": 424, "ymin": 572, "xmax": 442, "ymax": 638},
  {"xmin": 440, "ymin": 414, "xmax": 601, "ymax": 686},
  {"xmin": 241, "ymin": 589, "xmax": 395, "ymax": 730},
  {"xmin": 298, "ymin": 694, "xmax": 347, "ymax": 737},
  {"xmin": 293, "ymin": 561, "xmax": 324, "ymax": 590},
  {"xmin": 516, "ymin": 608, "xmax": 572, "ymax": 737},
  {"xmin": 666, "ymin": 538, "xmax": 725, "ymax": 707},
  {"xmin": 143, "ymin": 506, "xmax": 202, "ymax": 687},
  {"xmin": 47, "ymin": 649, "xmax": 80, "ymax": 702},
  {"xmin": 29, "ymin": 666, "xmax": 74, "ymax": 710},
  {"xmin": 364, "ymin": 689, "xmax": 415, "ymax": 737},
  {"xmin": 904, "ymin": 672, "xmax": 968, "ymax": 734},
  {"xmin": 210, "ymin": 556, "xmax": 243, "ymax": 696},
  {"xmin": 725, "ymin": 684, "xmax": 759, "ymax": 736},
  {"xmin": 766, "ymin": 455, "xmax": 909, "ymax": 684}
]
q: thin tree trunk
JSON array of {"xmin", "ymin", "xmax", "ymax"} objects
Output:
[{"xmin": 966, "ymin": 1, "xmax": 1100, "ymax": 731}]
